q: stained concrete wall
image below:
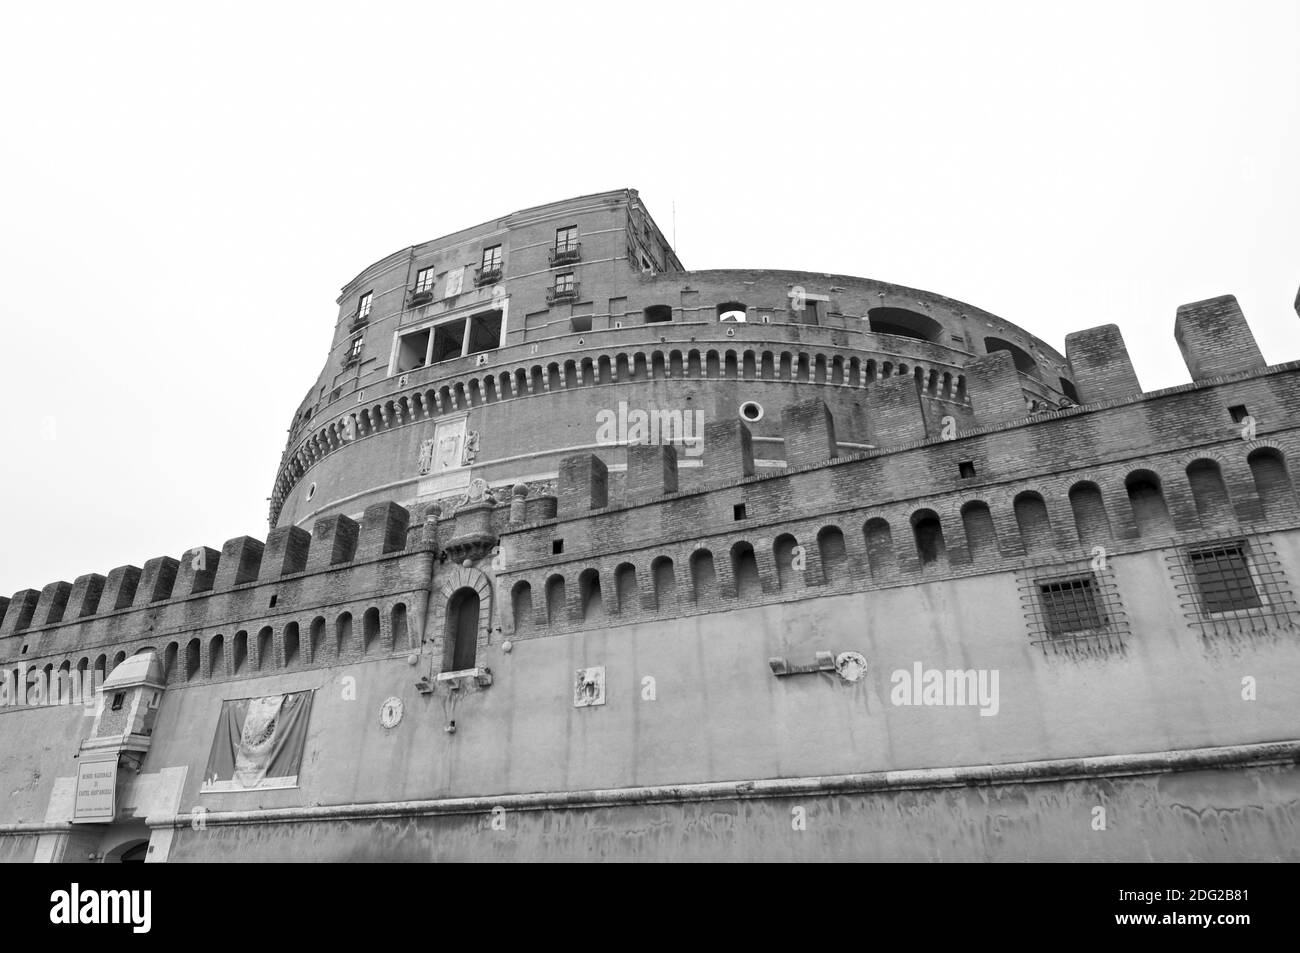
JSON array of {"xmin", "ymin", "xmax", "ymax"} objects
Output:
[{"xmin": 161, "ymin": 762, "xmax": 1300, "ymax": 862}]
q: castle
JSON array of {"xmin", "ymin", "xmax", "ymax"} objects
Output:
[{"xmin": 2, "ymin": 188, "xmax": 1298, "ymax": 861}]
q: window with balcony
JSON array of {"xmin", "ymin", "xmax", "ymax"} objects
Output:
[
  {"xmin": 550, "ymin": 226, "xmax": 581, "ymax": 265},
  {"xmin": 409, "ymin": 268, "xmax": 437, "ymax": 307},
  {"xmin": 548, "ymin": 273, "xmax": 578, "ymax": 304},
  {"xmin": 345, "ymin": 335, "xmax": 364, "ymax": 364},
  {"xmin": 477, "ymin": 245, "xmax": 503, "ymax": 286},
  {"xmin": 358, "ymin": 292, "xmax": 372, "ymax": 319}
]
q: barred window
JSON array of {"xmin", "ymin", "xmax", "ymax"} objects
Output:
[
  {"xmin": 1189, "ymin": 543, "xmax": 1262, "ymax": 613},
  {"xmin": 414, "ymin": 267, "xmax": 436, "ymax": 293},
  {"xmin": 1039, "ymin": 576, "xmax": 1104, "ymax": 636}
]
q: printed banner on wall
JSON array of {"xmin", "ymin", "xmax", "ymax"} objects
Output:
[{"xmin": 201, "ymin": 691, "xmax": 314, "ymax": 793}]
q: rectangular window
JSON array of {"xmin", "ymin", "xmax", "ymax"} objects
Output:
[
  {"xmin": 555, "ymin": 273, "xmax": 574, "ymax": 293},
  {"xmin": 466, "ymin": 309, "xmax": 503, "ymax": 355},
  {"xmin": 1228, "ymin": 404, "xmax": 1249, "ymax": 423},
  {"xmin": 358, "ymin": 291, "xmax": 373, "ymax": 319},
  {"xmin": 481, "ymin": 245, "xmax": 502, "ymax": 272},
  {"xmin": 414, "ymin": 267, "xmax": 436, "ymax": 294},
  {"xmin": 430, "ymin": 319, "xmax": 467, "ymax": 364},
  {"xmin": 111, "ymin": 692, "xmax": 125, "ymax": 712},
  {"xmin": 1039, "ymin": 577, "xmax": 1104, "ymax": 636},
  {"xmin": 555, "ymin": 226, "xmax": 578, "ymax": 251},
  {"xmin": 1189, "ymin": 543, "xmax": 1262, "ymax": 613},
  {"xmin": 570, "ymin": 314, "xmax": 593, "ymax": 333},
  {"xmin": 396, "ymin": 328, "xmax": 430, "ymax": 372},
  {"xmin": 349, "ymin": 336, "xmax": 364, "ymax": 360}
]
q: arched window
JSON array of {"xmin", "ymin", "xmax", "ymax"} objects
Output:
[
  {"xmin": 256, "ymin": 626, "xmax": 273, "ymax": 670},
  {"xmin": 209, "ymin": 635, "xmax": 225, "ymax": 678},
  {"xmin": 1186, "ymin": 459, "xmax": 1233, "ymax": 526},
  {"xmin": 961, "ymin": 502, "xmax": 998, "ymax": 560},
  {"xmin": 545, "ymin": 575, "xmax": 566, "ymax": 625},
  {"xmin": 163, "ymin": 642, "xmax": 178, "ymax": 682},
  {"xmin": 716, "ymin": 301, "xmax": 747, "ymax": 322},
  {"xmin": 911, "ymin": 510, "xmax": 946, "ymax": 565},
  {"xmin": 284, "ymin": 621, "xmax": 300, "ymax": 666},
  {"xmin": 867, "ymin": 307, "xmax": 944, "ymax": 342},
  {"xmin": 774, "ymin": 534, "xmax": 799, "ymax": 590},
  {"xmin": 445, "ymin": 587, "xmax": 480, "ymax": 671},
  {"xmin": 984, "ymin": 337, "xmax": 1039, "ymax": 377},
  {"xmin": 511, "ymin": 581, "xmax": 533, "ymax": 632},
  {"xmin": 690, "ymin": 549, "xmax": 717, "ymax": 602},
  {"xmin": 1248, "ymin": 447, "xmax": 1293, "ymax": 518},
  {"xmin": 730, "ymin": 542, "xmax": 761, "ymax": 598},
  {"xmin": 579, "ymin": 570, "xmax": 604, "ymax": 621},
  {"xmin": 817, "ymin": 526, "xmax": 848, "ymax": 582},
  {"xmin": 362, "ymin": 608, "xmax": 380, "ymax": 653},
  {"xmin": 391, "ymin": 604, "xmax": 408, "ymax": 650},
  {"xmin": 1014, "ymin": 492, "xmax": 1053, "ymax": 553},
  {"xmin": 309, "ymin": 617, "xmax": 326, "ymax": 661},
  {"xmin": 651, "ymin": 557, "xmax": 676, "ymax": 611},
  {"xmin": 1126, "ymin": 470, "xmax": 1172, "ymax": 536},
  {"xmin": 1069, "ymin": 481, "xmax": 1111, "ymax": 544},
  {"xmin": 864, "ymin": 518, "xmax": 895, "ymax": 578},
  {"xmin": 232, "ymin": 631, "xmax": 247, "ymax": 673},
  {"xmin": 614, "ymin": 564, "xmax": 638, "ymax": 614},
  {"xmin": 185, "ymin": 639, "xmax": 201, "ymax": 681}
]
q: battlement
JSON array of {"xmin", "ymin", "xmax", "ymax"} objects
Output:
[{"xmin": 0, "ymin": 501, "xmax": 438, "ymax": 653}]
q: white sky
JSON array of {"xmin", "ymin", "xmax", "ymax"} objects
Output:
[{"xmin": 1, "ymin": 1, "xmax": 1297, "ymax": 596}]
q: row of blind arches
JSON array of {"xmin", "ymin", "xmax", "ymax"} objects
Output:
[
  {"xmin": 507, "ymin": 449, "xmax": 1293, "ymax": 628},
  {"xmin": 30, "ymin": 603, "xmax": 412, "ymax": 690}
]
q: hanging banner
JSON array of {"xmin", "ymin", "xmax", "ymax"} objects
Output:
[{"xmin": 201, "ymin": 690, "xmax": 314, "ymax": 793}]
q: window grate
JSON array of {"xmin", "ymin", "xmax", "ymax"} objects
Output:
[
  {"xmin": 1017, "ymin": 556, "xmax": 1130, "ymax": 654},
  {"xmin": 1166, "ymin": 534, "xmax": 1296, "ymax": 637}
]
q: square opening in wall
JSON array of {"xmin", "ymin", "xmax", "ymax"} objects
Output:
[
  {"xmin": 733, "ymin": 504, "xmax": 747, "ymax": 520},
  {"xmin": 431, "ymin": 319, "xmax": 466, "ymax": 364},
  {"xmin": 466, "ymin": 309, "xmax": 503, "ymax": 355},
  {"xmin": 571, "ymin": 314, "xmax": 593, "ymax": 333},
  {"xmin": 396, "ymin": 328, "xmax": 431, "ymax": 372},
  {"xmin": 1229, "ymin": 404, "xmax": 1249, "ymax": 423},
  {"xmin": 959, "ymin": 461, "xmax": 976, "ymax": 479},
  {"xmin": 552, "ymin": 539, "xmax": 564, "ymax": 555}
]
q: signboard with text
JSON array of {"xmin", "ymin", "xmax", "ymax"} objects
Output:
[{"xmin": 72, "ymin": 756, "xmax": 118, "ymax": 823}]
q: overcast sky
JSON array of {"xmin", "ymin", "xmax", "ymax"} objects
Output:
[{"xmin": 0, "ymin": 1, "xmax": 1296, "ymax": 597}]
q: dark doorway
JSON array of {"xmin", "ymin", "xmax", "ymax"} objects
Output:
[{"xmin": 446, "ymin": 588, "xmax": 480, "ymax": 671}]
